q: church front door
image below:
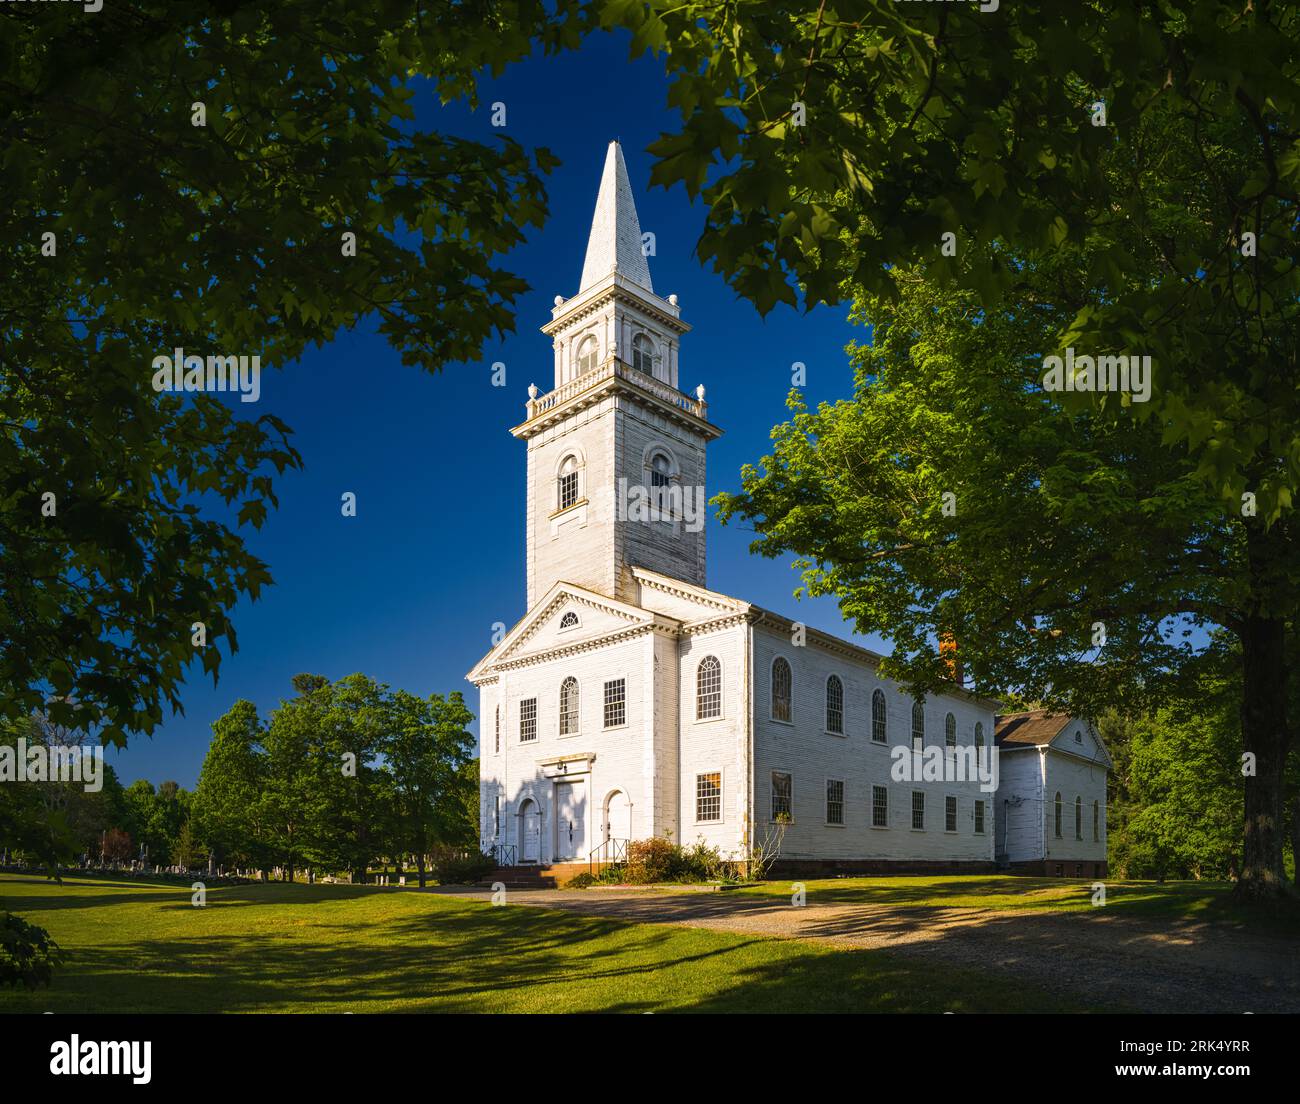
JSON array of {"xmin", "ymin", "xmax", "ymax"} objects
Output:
[
  {"xmin": 520, "ymin": 799, "xmax": 541, "ymax": 863},
  {"xmin": 553, "ymin": 780, "xmax": 587, "ymax": 861}
]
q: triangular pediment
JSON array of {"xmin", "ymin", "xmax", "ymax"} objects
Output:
[
  {"xmin": 466, "ymin": 581, "xmax": 680, "ymax": 681},
  {"xmin": 1048, "ymin": 719, "xmax": 1112, "ymax": 767}
]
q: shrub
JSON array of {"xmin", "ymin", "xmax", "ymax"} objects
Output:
[
  {"xmin": 624, "ymin": 837, "xmax": 680, "ymax": 883},
  {"xmin": 430, "ymin": 848, "xmax": 496, "ymax": 885},
  {"xmin": 621, "ymin": 837, "xmax": 734, "ymax": 884},
  {"xmin": 564, "ymin": 871, "xmax": 596, "ymax": 889},
  {"xmin": 0, "ymin": 911, "xmax": 63, "ymax": 990}
]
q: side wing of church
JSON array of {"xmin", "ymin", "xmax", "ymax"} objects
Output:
[{"xmin": 467, "ymin": 142, "xmax": 1107, "ymax": 877}]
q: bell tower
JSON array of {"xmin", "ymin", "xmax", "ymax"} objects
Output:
[{"xmin": 513, "ymin": 141, "xmax": 722, "ymax": 608}]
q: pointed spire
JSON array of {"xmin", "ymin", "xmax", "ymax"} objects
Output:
[{"xmin": 578, "ymin": 141, "xmax": 653, "ymax": 294}]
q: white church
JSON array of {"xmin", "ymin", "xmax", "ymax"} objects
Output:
[{"xmin": 467, "ymin": 142, "xmax": 1110, "ymax": 878}]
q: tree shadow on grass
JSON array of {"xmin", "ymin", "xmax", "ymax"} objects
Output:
[{"xmin": 0, "ymin": 892, "xmax": 1083, "ymax": 1015}]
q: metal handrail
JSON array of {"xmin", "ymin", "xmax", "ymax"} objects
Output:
[
  {"xmin": 588, "ymin": 836, "xmax": 629, "ymax": 876},
  {"xmin": 491, "ymin": 843, "xmax": 516, "ymax": 867}
]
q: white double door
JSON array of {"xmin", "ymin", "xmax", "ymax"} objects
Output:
[{"xmin": 553, "ymin": 780, "xmax": 588, "ymax": 861}]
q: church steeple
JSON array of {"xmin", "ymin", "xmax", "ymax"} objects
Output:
[
  {"xmin": 579, "ymin": 141, "xmax": 653, "ymax": 294},
  {"xmin": 513, "ymin": 143, "xmax": 721, "ymax": 608}
]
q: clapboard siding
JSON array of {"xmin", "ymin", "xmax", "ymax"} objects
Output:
[{"xmin": 750, "ymin": 623, "xmax": 996, "ymax": 863}]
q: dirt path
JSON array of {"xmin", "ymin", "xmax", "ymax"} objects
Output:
[{"xmin": 431, "ymin": 886, "xmax": 1300, "ymax": 1013}]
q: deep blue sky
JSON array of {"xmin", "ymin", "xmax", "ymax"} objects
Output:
[{"xmin": 109, "ymin": 29, "xmax": 886, "ymax": 789}]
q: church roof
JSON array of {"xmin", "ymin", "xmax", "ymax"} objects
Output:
[
  {"xmin": 578, "ymin": 141, "xmax": 653, "ymax": 295},
  {"xmin": 994, "ymin": 710, "xmax": 1072, "ymax": 747}
]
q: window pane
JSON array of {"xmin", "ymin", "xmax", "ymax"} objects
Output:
[
  {"xmin": 911, "ymin": 791, "xmax": 925, "ymax": 830},
  {"xmin": 559, "ymin": 470, "xmax": 578, "ymax": 510},
  {"xmin": 696, "ymin": 773, "xmax": 721, "ymax": 822},
  {"xmin": 771, "ymin": 772, "xmax": 792, "ymax": 821},
  {"xmin": 826, "ymin": 779, "xmax": 844, "ymax": 825},
  {"xmin": 826, "ymin": 676, "xmax": 843, "ymax": 733},
  {"xmin": 872, "ymin": 690, "xmax": 887, "ymax": 743},
  {"xmin": 872, "ymin": 785, "xmax": 888, "ymax": 828},
  {"xmin": 771, "ymin": 658, "xmax": 792, "ymax": 722},
  {"xmin": 559, "ymin": 677, "xmax": 579, "ymax": 735},
  {"xmin": 520, "ymin": 698, "xmax": 537, "ymax": 743},
  {"xmin": 603, "ymin": 678, "xmax": 626, "ymax": 728},
  {"xmin": 974, "ymin": 800, "xmax": 985, "ymax": 835},
  {"xmin": 911, "ymin": 700, "xmax": 925, "ymax": 748},
  {"xmin": 945, "ymin": 795, "xmax": 957, "ymax": 832},
  {"xmin": 697, "ymin": 656, "xmax": 722, "ymax": 719},
  {"xmin": 944, "ymin": 712, "xmax": 956, "ymax": 748}
]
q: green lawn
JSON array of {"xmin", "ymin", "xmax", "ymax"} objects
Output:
[
  {"xmin": 0, "ymin": 873, "xmax": 1088, "ymax": 1013},
  {"xmin": 728, "ymin": 875, "xmax": 1300, "ymax": 933}
]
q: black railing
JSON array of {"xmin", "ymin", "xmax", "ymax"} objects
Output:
[
  {"xmin": 588, "ymin": 836, "xmax": 629, "ymax": 876},
  {"xmin": 490, "ymin": 843, "xmax": 516, "ymax": 867}
]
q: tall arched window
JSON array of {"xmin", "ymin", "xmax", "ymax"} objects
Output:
[
  {"xmin": 559, "ymin": 677, "xmax": 579, "ymax": 735},
  {"xmin": 1054, "ymin": 792, "xmax": 1063, "ymax": 838},
  {"xmin": 911, "ymin": 700, "xmax": 925, "ymax": 749},
  {"xmin": 631, "ymin": 333, "xmax": 656, "ymax": 375},
  {"xmin": 771, "ymin": 657, "xmax": 792, "ymax": 722},
  {"xmin": 825, "ymin": 675, "xmax": 844, "ymax": 734},
  {"xmin": 871, "ymin": 689, "xmax": 887, "ymax": 743},
  {"xmin": 494, "ymin": 705, "xmax": 500, "ymax": 754},
  {"xmin": 944, "ymin": 712, "xmax": 957, "ymax": 748},
  {"xmin": 1074, "ymin": 796, "xmax": 1082, "ymax": 840},
  {"xmin": 557, "ymin": 454, "xmax": 580, "ymax": 511},
  {"xmin": 1093, "ymin": 800, "xmax": 1100, "ymax": 841},
  {"xmin": 576, "ymin": 334, "xmax": 598, "ymax": 374},
  {"xmin": 974, "ymin": 721, "xmax": 984, "ymax": 764},
  {"xmin": 696, "ymin": 655, "xmax": 722, "ymax": 720}
]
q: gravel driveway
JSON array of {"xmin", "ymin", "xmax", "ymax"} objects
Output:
[{"xmin": 432, "ymin": 885, "xmax": 1300, "ymax": 1013}]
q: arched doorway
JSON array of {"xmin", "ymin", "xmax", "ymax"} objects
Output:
[
  {"xmin": 604, "ymin": 790, "xmax": 631, "ymax": 845},
  {"xmin": 519, "ymin": 798, "xmax": 542, "ymax": 863}
]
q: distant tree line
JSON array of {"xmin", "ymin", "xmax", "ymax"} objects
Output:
[{"xmin": 0, "ymin": 674, "xmax": 480, "ymax": 888}]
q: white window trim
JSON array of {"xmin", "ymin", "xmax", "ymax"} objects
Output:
[
  {"xmin": 910, "ymin": 790, "xmax": 926, "ymax": 831},
  {"xmin": 769, "ymin": 654, "xmax": 794, "ymax": 725},
  {"xmin": 558, "ymin": 677, "xmax": 580, "ymax": 740},
  {"xmin": 770, "ymin": 770, "xmax": 794, "ymax": 825},
  {"xmin": 693, "ymin": 768, "xmax": 724, "ymax": 826},
  {"xmin": 602, "ymin": 677, "xmax": 628, "ymax": 731},
  {"xmin": 824, "ymin": 776, "xmax": 846, "ymax": 827},
  {"xmin": 974, "ymin": 798, "xmax": 987, "ymax": 835},
  {"xmin": 944, "ymin": 793, "xmax": 959, "ymax": 834},
  {"xmin": 823, "ymin": 674, "xmax": 845, "ymax": 737},
  {"xmin": 870, "ymin": 688, "xmax": 889, "ymax": 744},
  {"xmin": 870, "ymin": 784, "xmax": 890, "ymax": 830},
  {"xmin": 694, "ymin": 654, "xmax": 724, "ymax": 724}
]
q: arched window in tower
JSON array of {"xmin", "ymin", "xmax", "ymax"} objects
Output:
[
  {"xmin": 911, "ymin": 699, "xmax": 925, "ymax": 749},
  {"xmin": 576, "ymin": 334, "xmax": 598, "ymax": 375},
  {"xmin": 871, "ymin": 689, "xmax": 887, "ymax": 743},
  {"xmin": 559, "ymin": 676, "xmax": 579, "ymax": 736},
  {"xmin": 696, "ymin": 655, "xmax": 721, "ymax": 720},
  {"xmin": 650, "ymin": 451, "xmax": 672, "ymax": 490},
  {"xmin": 557, "ymin": 454, "xmax": 580, "ymax": 511},
  {"xmin": 825, "ymin": 675, "xmax": 844, "ymax": 734},
  {"xmin": 632, "ymin": 332, "xmax": 656, "ymax": 376},
  {"xmin": 944, "ymin": 712, "xmax": 957, "ymax": 748},
  {"xmin": 771, "ymin": 657, "xmax": 792, "ymax": 722}
]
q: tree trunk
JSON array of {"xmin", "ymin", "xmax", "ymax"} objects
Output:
[
  {"xmin": 1236, "ymin": 526, "xmax": 1292, "ymax": 899},
  {"xmin": 1289, "ymin": 793, "xmax": 1300, "ymax": 890}
]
